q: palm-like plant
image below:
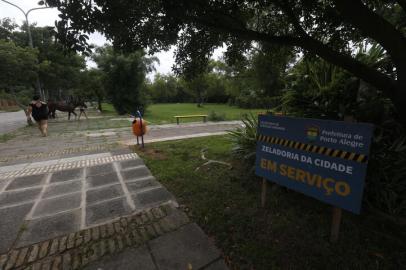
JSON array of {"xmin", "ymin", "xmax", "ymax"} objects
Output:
[{"xmin": 228, "ymin": 113, "xmax": 259, "ymax": 165}]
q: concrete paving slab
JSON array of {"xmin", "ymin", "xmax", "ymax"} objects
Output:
[
  {"xmin": 133, "ymin": 187, "xmax": 175, "ymax": 208},
  {"xmin": 0, "ymin": 163, "xmax": 29, "ymax": 173},
  {"xmin": 24, "ymin": 159, "xmax": 60, "ymax": 169},
  {"xmin": 87, "ymin": 164, "xmax": 115, "ymax": 176},
  {"xmin": 119, "ymin": 159, "xmax": 145, "ymax": 170},
  {"xmin": 17, "ymin": 209, "xmax": 81, "ymax": 247},
  {"xmin": 121, "ymin": 167, "xmax": 152, "ymax": 182},
  {"xmin": 86, "ymin": 132, "xmax": 117, "ymax": 137},
  {"xmin": 86, "ymin": 197, "xmax": 132, "ymax": 226},
  {"xmin": 58, "ymin": 153, "xmax": 111, "ymax": 163},
  {"xmin": 32, "ymin": 193, "xmax": 82, "ymax": 218},
  {"xmin": 0, "ymin": 179, "xmax": 8, "ymax": 191},
  {"xmin": 6, "ymin": 174, "xmax": 45, "ymax": 190},
  {"xmin": 149, "ymin": 223, "xmax": 221, "ymax": 270},
  {"xmin": 50, "ymin": 168, "xmax": 84, "ymax": 183},
  {"xmin": 110, "ymin": 149, "xmax": 137, "ymax": 156},
  {"xmin": 86, "ymin": 172, "xmax": 120, "ymax": 188},
  {"xmin": 126, "ymin": 178, "xmax": 160, "ymax": 193},
  {"xmin": 86, "ymin": 184, "xmax": 124, "ymax": 205},
  {"xmin": 42, "ymin": 180, "xmax": 82, "ymax": 198},
  {"xmin": 0, "ymin": 187, "xmax": 41, "ymax": 207},
  {"xmin": 84, "ymin": 245, "xmax": 157, "ymax": 270},
  {"xmin": 0, "ymin": 202, "xmax": 34, "ymax": 253}
]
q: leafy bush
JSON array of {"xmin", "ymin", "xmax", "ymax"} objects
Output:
[
  {"xmin": 207, "ymin": 111, "xmax": 226, "ymax": 121},
  {"xmin": 366, "ymin": 121, "xmax": 406, "ymax": 216},
  {"xmin": 228, "ymin": 113, "xmax": 258, "ymax": 165},
  {"xmin": 235, "ymin": 93, "xmax": 281, "ymax": 110}
]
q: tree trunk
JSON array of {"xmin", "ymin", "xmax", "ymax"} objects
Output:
[{"xmin": 97, "ymin": 98, "xmax": 103, "ymax": 112}]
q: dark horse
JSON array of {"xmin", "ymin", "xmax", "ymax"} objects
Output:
[{"xmin": 48, "ymin": 98, "xmax": 87, "ymax": 120}]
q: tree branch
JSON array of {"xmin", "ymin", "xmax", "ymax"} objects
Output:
[
  {"xmin": 299, "ymin": 35, "xmax": 397, "ymax": 97},
  {"xmin": 190, "ymin": 15, "xmax": 301, "ymax": 47},
  {"xmin": 333, "ymin": 0, "xmax": 406, "ymax": 71},
  {"xmin": 192, "ymin": 13, "xmax": 397, "ymax": 99}
]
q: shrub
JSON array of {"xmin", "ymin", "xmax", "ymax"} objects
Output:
[
  {"xmin": 228, "ymin": 113, "xmax": 258, "ymax": 165},
  {"xmin": 208, "ymin": 111, "xmax": 226, "ymax": 121},
  {"xmin": 365, "ymin": 121, "xmax": 406, "ymax": 216},
  {"xmin": 229, "ymin": 112, "xmax": 406, "ymax": 217}
]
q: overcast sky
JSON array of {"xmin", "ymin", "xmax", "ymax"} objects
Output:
[{"xmin": 0, "ymin": 0, "xmax": 225, "ymax": 79}]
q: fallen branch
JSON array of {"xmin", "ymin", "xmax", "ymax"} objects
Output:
[{"xmin": 195, "ymin": 148, "xmax": 232, "ymax": 171}]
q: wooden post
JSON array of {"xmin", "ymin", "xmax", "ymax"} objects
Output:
[
  {"xmin": 330, "ymin": 207, "xmax": 342, "ymax": 243},
  {"xmin": 261, "ymin": 178, "xmax": 267, "ymax": 207},
  {"xmin": 328, "ymin": 115, "xmax": 355, "ymax": 242},
  {"xmin": 328, "ymin": 115, "xmax": 354, "ymax": 243}
]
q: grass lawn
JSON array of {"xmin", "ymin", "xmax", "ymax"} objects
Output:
[
  {"xmin": 0, "ymin": 133, "xmax": 16, "ymax": 143},
  {"xmin": 100, "ymin": 103, "xmax": 266, "ymax": 124},
  {"xmin": 134, "ymin": 136, "xmax": 405, "ymax": 270},
  {"xmin": 100, "ymin": 103, "xmax": 118, "ymax": 115}
]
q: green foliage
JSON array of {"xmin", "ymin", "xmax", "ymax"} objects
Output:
[
  {"xmin": 93, "ymin": 46, "xmax": 156, "ymax": 115},
  {"xmin": 228, "ymin": 113, "xmax": 259, "ymax": 164},
  {"xmin": 281, "ymin": 56, "xmax": 356, "ymax": 119},
  {"xmin": 0, "ymin": 19, "xmax": 87, "ymax": 100},
  {"xmin": 143, "ymin": 103, "xmax": 264, "ymax": 124},
  {"xmin": 0, "ymin": 40, "xmax": 38, "ymax": 90},
  {"xmin": 137, "ymin": 136, "xmax": 405, "ymax": 269},
  {"xmin": 207, "ymin": 111, "xmax": 225, "ymax": 122},
  {"xmin": 366, "ymin": 121, "xmax": 406, "ymax": 216},
  {"xmin": 147, "ymin": 74, "xmax": 193, "ymax": 103},
  {"xmin": 77, "ymin": 69, "xmax": 106, "ymax": 111},
  {"xmin": 281, "ymin": 53, "xmax": 406, "ymax": 217}
]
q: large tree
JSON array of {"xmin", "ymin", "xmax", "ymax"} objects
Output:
[
  {"xmin": 0, "ymin": 40, "xmax": 38, "ymax": 93},
  {"xmin": 92, "ymin": 46, "xmax": 156, "ymax": 115},
  {"xmin": 45, "ymin": 0, "xmax": 406, "ymax": 124}
]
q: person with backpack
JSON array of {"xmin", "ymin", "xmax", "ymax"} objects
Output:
[{"xmin": 27, "ymin": 95, "xmax": 49, "ymax": 137}]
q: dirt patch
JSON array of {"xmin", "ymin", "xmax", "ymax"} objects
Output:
[{"xmin": 137, "ymin": 147, "xmax": 168, "ymax": 160}]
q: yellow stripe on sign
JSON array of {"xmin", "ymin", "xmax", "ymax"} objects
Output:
[
  {"xmin": 357, "ymin": 155, "xmax": 365, "ymax": 162},
  {"xmin": 300, "ymin": 143, "xmax": 306, "ymax": 150},
  {"xmin": 267, "ymin": 137, "xmax": 272, "ymax": 143},
  {"xmin": 318, "ymin": 147, "xmax": 325, "ymax": 154},
  {"xmin": 332, "ymin": 149, "xmax": 340, "ymax": 157},
  {"xmin": 348, "ymin": 152, "xmax": 356, "ymax": 160},
  {"xmin": 325, "ymin": 148, "xmax": 332, "ymax": 155},
  {"xmin": 294, "ymin": 142, "xmax": 300, "ymax": 149},
  {"xmin": 312, "ymin": 146, "xmax": 319, "ymax": 153},
  {"xmin": 305, "ymin": 144, "xmax": 312, "ymax": 151},
  {"xmin": 274, "ymin": 138, "xmax": 279, "ymax": 144},
  {"xmin": 284, "ymin": 140, "xmax": 290, "ymax": 147},
  {"xmin": 340, "ymin": 151, "xmax": 347, "ymax": 159},
  {"xmin": 270, "ymin": 137, "xmax": 275, "ymax": 144},
  {"xmin": 289, "ymin": 141, "xmax": 295, "ymax": 148}
]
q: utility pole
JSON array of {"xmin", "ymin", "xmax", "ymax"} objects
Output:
[{"xmin": 0, "ymin": 0, "xmax": 52, "ymax": 100}]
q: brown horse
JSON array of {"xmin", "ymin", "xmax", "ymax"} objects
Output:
[{"xmin": 48, "ymin": 99, "xmax": 87, "ymax": 120}]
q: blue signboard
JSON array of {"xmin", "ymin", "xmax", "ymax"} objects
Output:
[{"xmin": 255, "ymin": 114, "xmax": 374, "ymax": 214}]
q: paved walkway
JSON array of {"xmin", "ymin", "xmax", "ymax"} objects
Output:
[
  {"xmin": 0, "ymin": 111, "xmax": 26, "ymax": 135},
  {"xmin": 0, "ymin": 121, "xmax": 241, "ymax": 166},
  {"xmin": 0, "ymin": 120, "xmax": 233, "ymax": 270}
]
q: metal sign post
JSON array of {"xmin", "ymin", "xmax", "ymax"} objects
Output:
[{"xmin": 137, "ymin": 110, "xmax": 145, "ymax": 148}]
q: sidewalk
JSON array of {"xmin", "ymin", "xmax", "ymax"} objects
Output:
[
  {"xmin": 0, "ymin": 110, "xmax": 26, "ymax": 135},
  {"xmin": 0, "ymin": 149, "xmax": 228, "ymax": 270},
  {"xmin": 0, "ymin": 122, "xmax": 232, "ymax": 270}
]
